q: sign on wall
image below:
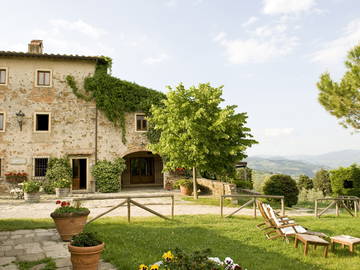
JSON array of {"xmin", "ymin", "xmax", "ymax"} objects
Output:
[{"xmin": 10, "ymin": 158, "xmax": 27, "ymax": 165}]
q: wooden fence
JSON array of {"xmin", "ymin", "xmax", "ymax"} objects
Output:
[
  {"xmin": 314, "ymin": 196, "xmax": 360, "ymax": 218},
  {"xmin": 72, "ymin": 194, "xmax": 175, "ymax": 223},
  {"xmin": 220, "ymin": 194, "xmax": 285, "ymax": 218}
]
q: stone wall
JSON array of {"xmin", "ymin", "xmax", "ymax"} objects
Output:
[
  {"xmin": 197, "ymin": 178, "xmax": 237, "ymax": 197},
  {"xmin": 164, "ymin": 172, "xmax": 237, "ymax": 197}
]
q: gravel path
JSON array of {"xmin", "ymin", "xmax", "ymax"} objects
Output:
[{"xmin": 0, "ymin": 196, "xmax": 316, "ymax": 219}]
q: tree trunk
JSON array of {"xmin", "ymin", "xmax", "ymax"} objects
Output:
[{"xmin": 193, "ymin": 167, "xmax": 198, "ymax": 199}]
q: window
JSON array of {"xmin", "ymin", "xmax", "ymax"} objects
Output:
[
  {"xmin": 37, "ymin": 70, "xmax": 51, "ymax": 86},
  {"xmin": 136, "ymin": 114, "xmax": 147, "ymax": 131},
  {"xmin": 34, "ymin": 158, "xmax": 49, "ymax": 177},
  {"xmin": 343, "ymin": 180, "xmax": 354, "ymax": 189},
  {"xmin": 0, "ymin": 112, "xmax": 5, "ymax": 132},
  {"xmin": 34, "ymin": 113, "xmax": 50, "ymax": 132},
  {"xmin": 0, "ymin": 69, "xmax": 6, "ymax": 84}
]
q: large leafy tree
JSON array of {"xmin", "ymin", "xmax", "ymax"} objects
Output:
[
  {"xmin": 148, "ymin": 83, "xmax": 257, "ymax": 198},
  {"xmin": 297, "ymin": 174, "xmax": 313, "ymax": 190},
  {"xmin": 313, "ymin": 169, "xmax": 332, "ymax": 196},
  {"xmin": 316, "ymin": 44, "xmax": 360, "ymax": 129}
]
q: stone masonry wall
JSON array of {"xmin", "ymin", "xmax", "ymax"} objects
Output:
[{"xmin": 0, "ymin": 56, "xmax": 152, "ymax": 193}]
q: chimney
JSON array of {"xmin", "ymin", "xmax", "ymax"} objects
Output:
[{"xmin": 28, "ymin": 40, "xmax": 43, "ymax": 54}]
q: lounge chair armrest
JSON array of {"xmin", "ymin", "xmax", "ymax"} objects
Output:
[{"xmin": 278, "ymin": 223, "xmax": 299, "ymax": 228}]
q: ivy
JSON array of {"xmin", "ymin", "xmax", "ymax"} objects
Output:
[{"xmin": 66, "ymin": 57, "xmax": 166, "ymax": 143}]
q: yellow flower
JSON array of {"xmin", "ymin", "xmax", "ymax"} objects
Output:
[
  {"xmin": 139, "ymin": 264, "xmax": 148, "ymax": 270},
  {"xmin": 162, "ymin": 251, "xmax": 174, "ymax": 262},
  {"xmin": 150, "ymin": 264, "xmax": 159, "ymax": 270}
]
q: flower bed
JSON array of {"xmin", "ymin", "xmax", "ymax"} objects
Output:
[{"xmin": 139, "ymin": 249, "xmax": 244, "ymax": 270}]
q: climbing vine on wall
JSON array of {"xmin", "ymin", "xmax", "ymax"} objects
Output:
[{"xmin": 66, "ymin": 57, "xmax": 166, "ymax": 143}]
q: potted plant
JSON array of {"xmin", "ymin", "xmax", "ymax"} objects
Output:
[
  {"xmin": 54, "ymin": 178, "xmax": 71, "ymax": 198},
  {"xmin": 177, "ymin": 179, "xmax": 193, "ymax": 196},
  {"xmin": 50, "ymin": 200, "xmax": 90, "ymax": 241},
  {"xmin": 68, "ymin": 232, "xmax": 104, "ymax": 270},
  {"xmin": 23, "ymin": 180, "xmax": 41, "ymax": 202},
  {"xmin": 5, "ymin": 171, "xmax": 28, "ymax": 185}
]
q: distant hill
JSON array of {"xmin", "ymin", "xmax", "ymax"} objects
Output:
[
  {"xmin": 247, "ymin": 149, "xmax": 360, "ymax": 177},
  {"xmin": 245, "ymin": 157, "xmax": 328, "ymax": 177},
  {"xmin": 285, "ymin": 149, "xmax": 360, "ymax": 168}
]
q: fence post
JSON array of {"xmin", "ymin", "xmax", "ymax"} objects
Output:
[
  {"xmin": 171, "ymin": 195, "xmax": 175, "ymax": 219},
  {"xmin": 354, "ymin": 200, "xmax": 357, "ymax": 217},
  {"xmin": 127, "ymin": 197, "xmax": 131, "ymax": 223},
  {"xmin": 253, "ymin": 197, "xmax": 257, "ymax": 218},
  {"xmin": 220, "ymin": 196, "xmax": 224, "ymax": 218},
  {"xmin": 335, "ymin": 201, "xmax": 339, "ymax": 217},
  {"xmin": 281, "ymin": 198, "xmax": 285, "ymax": 216},
  {"xmin": 315, "ymin": 200, "xmax": 318, "ymax": 218}
]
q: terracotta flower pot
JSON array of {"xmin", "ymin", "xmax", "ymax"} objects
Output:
[
  {"xmin": 180, "ymin": 185, "xmax": 192, "ymax": 196},
  {"xmin": 51, "ymin": 211, "xmax": 90, "ymax": 241},
  {"xmin": 68, "ymin": 242, "xmax": 105, "ymax": 270}
]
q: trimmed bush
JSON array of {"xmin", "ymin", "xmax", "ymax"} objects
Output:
[
  {"xmin": 92, "ymin": 158, "xmax": 126, "ymax": 193},
  {"xmin": 330, "ymin": 164, "xmax": 360, "ymax": 197},
  {"xmin": 263, "ymin": 174, "xmax": 299, "ymax": 207},
  {"xmin": 45, "ymin": 158, "xmax": 72, "ymax": 194}
]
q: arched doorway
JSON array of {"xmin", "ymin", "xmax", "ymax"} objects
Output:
[{"xmin": 121, "ymin": 151, "xmax": 163, "ymax": 187}]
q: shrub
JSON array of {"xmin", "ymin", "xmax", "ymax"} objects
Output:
[
  {"xmin": 92, "ymin": 158, "xmax": 126, "ymax": 193},
  {"xmin": 54, "ymin": 178, "xmax": 71, "ymax": 188},
  {"xmin": 297, "ymin": 175, "xmax": 313, "ymax": 190},
  {"xmin": 45, "ymin": 158, "xmax": 72, "ymax": 194},
  {"xmin": 330, "ymin": 164, "xmax": 360, "ymax": 197},
  {"xmin": 263, "ymin": 174, "xmax": 299, "ymax": 207},
  {"xmin": 23, "ymin": 181, "xmax": 41, "ymax": 193}
]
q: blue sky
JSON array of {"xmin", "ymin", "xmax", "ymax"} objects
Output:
[{"xmin": 1, "ymin": 0, "xmax": 359, "ymax": 156}]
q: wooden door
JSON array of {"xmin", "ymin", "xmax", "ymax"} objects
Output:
[{"xmin": 130, "ymin": 157, "xmax": 155, "ymax": 184}]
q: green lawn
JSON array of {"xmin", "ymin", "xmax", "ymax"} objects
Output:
[{"xmin": 1, "ymin": 215, "xmax": 359, "ymax": 270}]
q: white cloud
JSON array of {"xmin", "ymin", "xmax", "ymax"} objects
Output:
[
  {"xmin": 165, "ymin": 0, "xmax": 177, "ymax": 7},
  {"xmin": 31, "ymin": 19, "xmax": 113, "ymax": 56},
  {"xmin": 242, "ymin": 16, "xmax": 258, "ymax": 27},
  {"xmin": 311, "ymin": 18, "xmax": 360, "ymax": 66},
  {"xmin": 213, "ymin": 32, "xmax": 227, "ymax": 42},
  {"xmin": 214, "ymin": 23, "xmax": 298, "ymax": 64},
  {"xmin": 263, "ymin": 0, "xmax": 317, "ymax": 15},
  {"xmin": 143, "ymin": 53, "xmax": 169, "ymax": 64},
  {"xmin": 48, "ymin": 19, "xmax": 106, "ymax": 39},
  {"xmin": 264, "ymin": 128, "xmax": 294, "ymax": 137}
]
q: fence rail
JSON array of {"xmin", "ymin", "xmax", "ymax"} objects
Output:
[
  {"xmin": 73, "ymin": 194, "xmax": 175, "ymax": 223},
  {"xmin": 314, "ymin": 196, "xmax": 360, "ymax": 218},
  {"xmin": 220, "ymin": 194, "xmax": 285, "ymax": 218}
]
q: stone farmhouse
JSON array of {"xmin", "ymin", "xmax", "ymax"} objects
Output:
[{"xmin": 0, "ymin": 40, "xmax": 164, "ymax": 193}]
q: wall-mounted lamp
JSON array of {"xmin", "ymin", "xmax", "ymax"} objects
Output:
[{"xmin": 16, "ymin": 110, "xmax": 25, "ymax": 131}]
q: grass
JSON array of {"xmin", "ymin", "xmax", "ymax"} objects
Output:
[
  {"xmin": 16, "ymin": 258, "xmax": 56, "ymax": 270},
  {"xmin": 1, "ymin": 215, "xmax": 359, "ymax": 270},
  {"xmin": 181, "ymin": 196, "xmax": 239, "ymax": 207},
  {"xmin": 0, "ymin": 218, "xmax": 54, "ymax": 231}
]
